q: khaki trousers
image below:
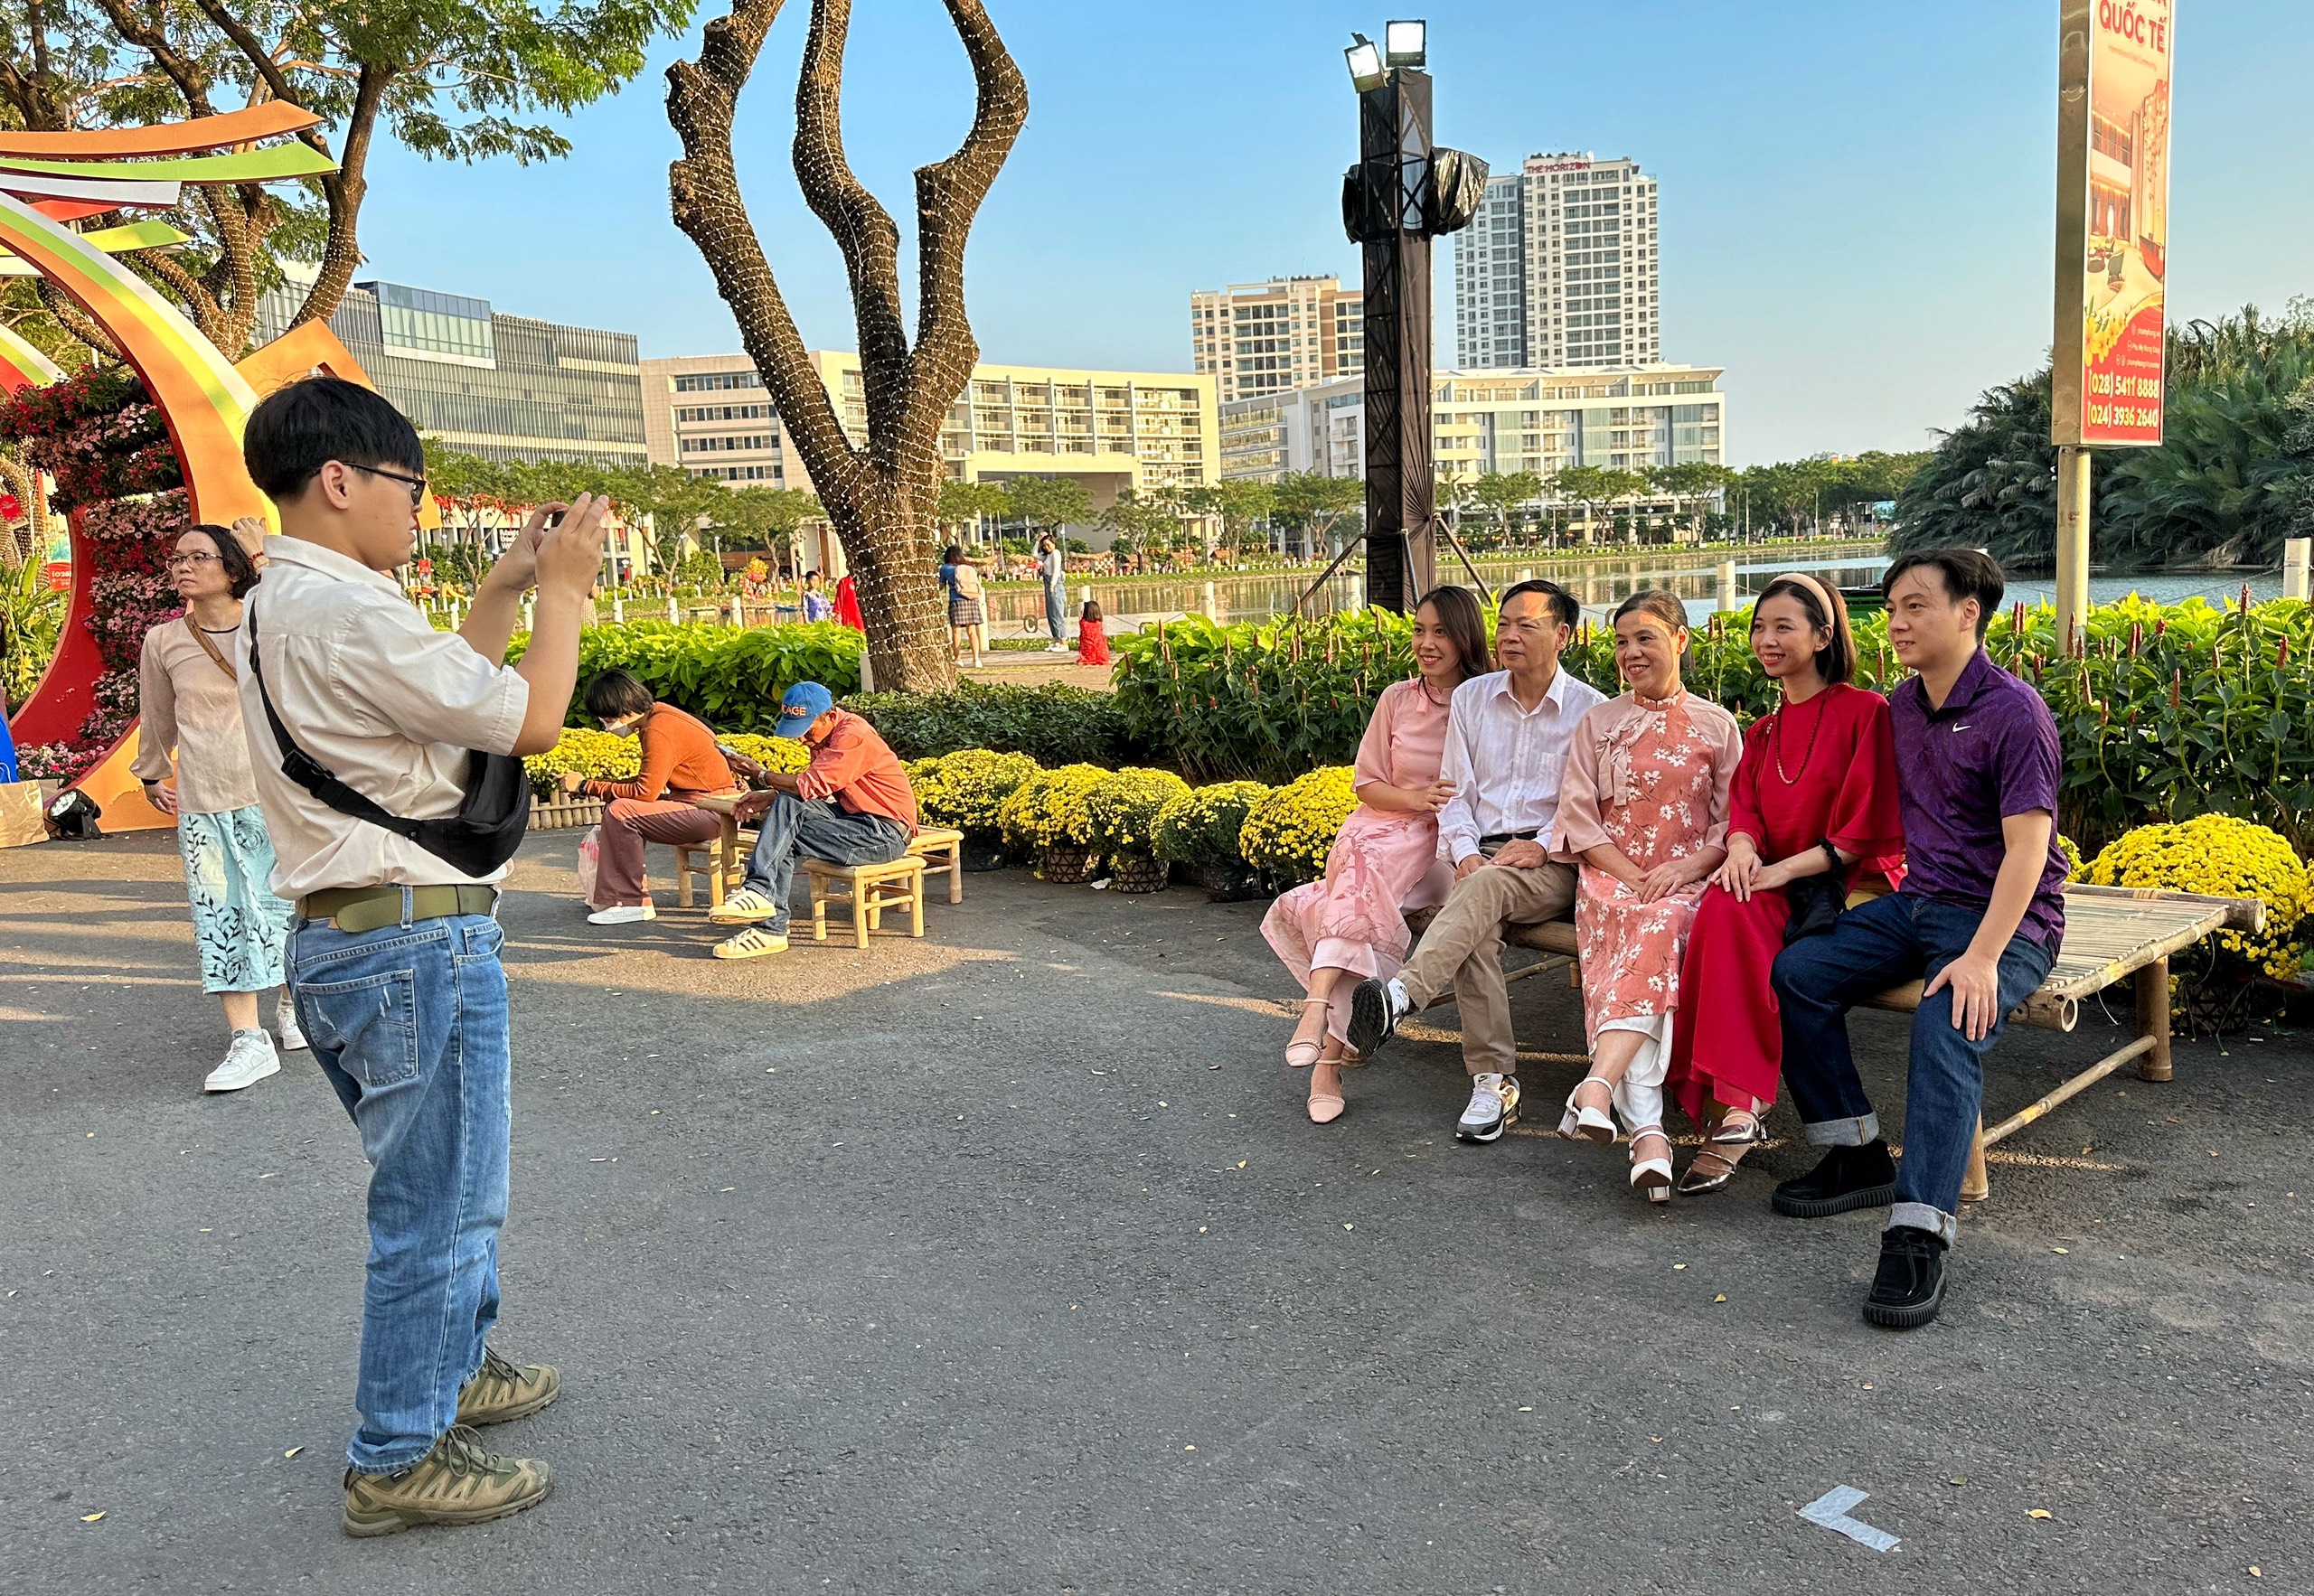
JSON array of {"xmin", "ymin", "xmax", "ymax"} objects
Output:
[{"xmin": 1397, "ymin": 861, "xmax": 1577, "ymax": 1077}]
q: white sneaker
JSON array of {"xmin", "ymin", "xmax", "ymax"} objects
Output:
[
  {"xmin": 588, "ymin": 903, "xmax": 658, "ymax": 925},
  {"xmin": 275, "ymin": 996, "xmax": 308, "ymax": 1052},
  {"xmin": 707, "ymin": 887, "xmax": 780, "ymax": 925},
  {"xmin": 205, "ymin": 1029, "xmax": 281, "ymax": 1094},
  {"xmin": 1046, "ymin": 642, "xmax": 1073, "ymax": 653},
  {"xmin": 1457, "ymin": 1072, "xmax": 1520, "ymax": 1143}
]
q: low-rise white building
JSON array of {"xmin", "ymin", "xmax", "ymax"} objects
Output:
[{"xmin": 1220, "ymin": 364, "xmax": 1726, "ymax": 485}]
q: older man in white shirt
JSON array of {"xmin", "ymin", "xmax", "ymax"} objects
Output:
[{"xmin": 1349, "ymin": 580, "xmax": 1605, "ymax": 1141}]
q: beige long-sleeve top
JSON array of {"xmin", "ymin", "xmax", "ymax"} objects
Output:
[{"xmin": 132, "ymin": 615, "xmax": 261, "ymax": 815}]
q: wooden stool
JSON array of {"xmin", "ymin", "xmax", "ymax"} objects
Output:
[
  {"xmin": 908, "ymin": 827, "xmax": 965, "ymax": 905},
  {"xmin": 803, "ymin": 854, "xmax": 926, "ymax": 948}
]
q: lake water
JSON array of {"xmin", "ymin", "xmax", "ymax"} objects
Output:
[{"xmin": 983, "ymin": 549, "xmax": 2284, "ymax": 634}]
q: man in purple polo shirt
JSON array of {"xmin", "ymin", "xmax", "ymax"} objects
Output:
[{"xmin": 1767, "ymin": 549, "xmax": 2068, "ymax": 1328}]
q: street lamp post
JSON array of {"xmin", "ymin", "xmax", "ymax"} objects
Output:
[{"xmin": 1340, "ymin": 21, "xmax": 1486, "ymax": 614}]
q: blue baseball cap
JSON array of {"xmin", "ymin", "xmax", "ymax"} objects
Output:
[{"xmin": 773, "ymin": 681, "xmax": 835, "ymax": 737}]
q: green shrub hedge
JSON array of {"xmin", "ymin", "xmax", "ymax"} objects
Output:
[
  {"xmin": 842, "ymin": 680, "xmax": 1136, "ymax": 765},
  {"xmin": 551, "ymin": 621, "xmax": 863, "ymax": 730}
]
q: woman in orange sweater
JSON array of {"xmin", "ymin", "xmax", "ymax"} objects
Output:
[{"xmin": 561, "ymin": 670, "xmax": 737, "ymax": 924}]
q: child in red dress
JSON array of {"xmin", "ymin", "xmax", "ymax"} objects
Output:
[{"xmin": 1076, "ymin": 599, "xmax": 1112, "ymax": 666}]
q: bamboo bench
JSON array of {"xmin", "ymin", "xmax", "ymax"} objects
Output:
[
  {"xmin": 804, "ymin": 854, "xmax": 927, "ymax": 948},
  {"xmin": 682, "ymin": 793, "xmax": 962, "ymax": 912},
  {"xmin": 1408, "ymin": 883, "xmax": 2263, "ymax": 1200}
]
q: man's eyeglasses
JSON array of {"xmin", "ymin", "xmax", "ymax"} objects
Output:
[
  {"xmin": 165, "ymin": 551, "xmax": 220, "ymax": 571},
  {"xmin": 351, "ymin": 463, "xmax": 428, "ymax": 507}
]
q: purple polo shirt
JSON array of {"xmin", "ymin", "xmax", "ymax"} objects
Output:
[{"xmin": 1889, "ymin": 649, "xmax": 2068, "ymax": 953}]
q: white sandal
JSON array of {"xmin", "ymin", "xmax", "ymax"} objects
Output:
[
  {"xmin": 1628, "ymin": 1123, "xmax": 1673, "ymax": 1205},
  {"xmin": 1557, "ymin": 1075, "xmax": 1618, "ymax": 1143}
]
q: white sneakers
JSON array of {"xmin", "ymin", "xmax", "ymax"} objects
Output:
[
  {"xmin": 276, "ymin": 996, "xmax": 308, "ymax": 1053},
  {"xmin": 1457, "ymin": 1073, "xmax": 1521, "ymax": 1143},
  {"xmin": 588, "ymin": 903, "xmax": 657, "ymax": 925},
  {"xmin": 1046, "ymin": 642, "xmax": 1073, "ymax": 654},
  {"xmin": 706, "ymin": 887, "xmax": 780, "ymax": 925},
  {"xmin": 205, "ymin": 1028, "xmax": 281, "ymax": 1093}
]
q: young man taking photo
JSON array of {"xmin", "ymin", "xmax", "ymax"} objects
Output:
[
  {"xmin": 1347, "ymin": 579, "xmax": 1607, "ymax": 1141},
  {"xmin": 705, "ymin": 681, "xmax": 918, "ymax": 958},
  {"xmin": 238, "ymin": 376, "xmax": 607, "ymax": 1533},
  {"xmin": 1768, "ymin": 548, "xmax": 2068, "ymax": 1328}
]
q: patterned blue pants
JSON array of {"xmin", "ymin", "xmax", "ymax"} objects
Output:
[{"xmin": 178, "ymin": 805, "xmax": 293, "ymax": 993}]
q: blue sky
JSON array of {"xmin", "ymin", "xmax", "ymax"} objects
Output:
[{"xmin": 353, "ymin": 0, "xmax": 2312, "ymax": 465}]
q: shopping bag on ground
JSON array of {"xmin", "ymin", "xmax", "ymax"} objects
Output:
[{"xmin": 577, "ymin": 824, "xmax": 605, "ymax": 907}]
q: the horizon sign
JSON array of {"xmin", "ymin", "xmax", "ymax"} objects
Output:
[{"xmin": 2052, "ymin": 0, "xmax": 2174, "ymax": 448}]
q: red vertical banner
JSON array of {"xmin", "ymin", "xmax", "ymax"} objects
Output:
[{"xmin": 2053, "ymin": 0, "xmax": 2174, "ymax": 448}]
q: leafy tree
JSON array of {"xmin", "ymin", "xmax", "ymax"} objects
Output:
[
  {"xmin": 1551, "ymin": 465, "xmax": 1610, "ymax": 543},
  {"xmin": 1096, "ymin": 488, "xmax": 1177, "ymax": 559},
  {"xmin": 936, "ymin": 479, "xmax": 1009, "ymax": 534},
  {"xmin": 1647, "ymin": 461, "xmax": 1735, "ymax": 538},
  {"xmin": 1183, "ymin": 480, "xmax": 1274, "ymax": 555},
  {"xmin": 1467, "ymin": 470, "xmax": 1542, "ymax": 547},
  {"xmin": 1270, "ymin": 470, "xmax": 1362, "ymax": 560},
  {"xmin": 1005, "ymin": 475, "xmax": 1094, "ymax": 540},
  {"xmin": 1, "ymin": 0, "xmax": 696, "ymax": 357},
  {"xmin": 712, "ymin": 485, "xmax": 823, "ymax": 553}
]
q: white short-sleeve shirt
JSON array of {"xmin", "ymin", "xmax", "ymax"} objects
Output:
[{"xmin": 239, "ymin": 534, "xmax": 530, "ymax": 898}]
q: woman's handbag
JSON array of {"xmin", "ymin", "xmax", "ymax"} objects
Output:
[{"xmin": 1780, "ymin": 841, "xmax": 1848, "ymax": 944}]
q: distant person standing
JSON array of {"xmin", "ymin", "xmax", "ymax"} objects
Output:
[
  {"xmin": 133, "ymin": 521, "xmax": 305, "ymax": 1092},
  {"xmin": 800, "ymin": 569, "xmax": 833, "ymax": 624},
  {"xmin": 238, "ymin": 376, "xmax": 607, "ymax": 1535},
  {"xmin": 1038, "ymin": 533, "xmax": 1069, "ymax": 652}
]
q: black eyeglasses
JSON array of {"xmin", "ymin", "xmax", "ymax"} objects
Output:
[{"xmin": 351, "ymin": 463, "xmax": 428, "ymax": 507}]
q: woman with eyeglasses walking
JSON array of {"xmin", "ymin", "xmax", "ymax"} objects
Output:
[{"xmin": 133, "ymin": 521, "xmax": 305, "ymax": 1092}]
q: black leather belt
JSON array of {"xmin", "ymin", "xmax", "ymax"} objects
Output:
[{"xmin": 1478, "ymin": 831, "xmax": 1540, "ymax": 850}]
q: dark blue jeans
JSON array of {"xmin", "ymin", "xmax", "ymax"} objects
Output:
[
  {"xmin": 288, "ymin": 906, "xmax": 510, "ymax": 1473},
  {"xmin": 1770, "ymin": 891, "xmax": 2054, "ymax": 1244},
  {"xmin": 743, "ymin": 794, "xmax": 909, "ymax": 934}
]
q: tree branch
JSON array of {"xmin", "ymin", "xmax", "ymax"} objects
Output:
[
  {"xmin": 665, "ymin": 0, "xmax": 859, "ymax": 499},
  {"xmin": 792, "ymin": 0, "xmax": 907, "ymax": 456},
  {"xmin": 897, "ymin": 0, "xmax": 1026, "ymax": 457},
  {"xmin": 35, "ymin": 280, "xmax": 119, "ymax": 361},
  {"xmin": 292, "ymin": 61, "xmax": 390, "ymax": 327}
]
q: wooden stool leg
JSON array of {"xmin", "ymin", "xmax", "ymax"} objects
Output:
[
  {"xmin": 911, "ymin": 872, "xmax": 926, "ymax": 937},
  {"xmin": 945, "ymin": 846, "xmax": 963, "ymax": 905},
  {"xmin": 677, "ymin": 848, "xmax": 696, "ymax": 909},
  {"xmin": 811, "ymin": 872, "xmax": 829, "ymax": 943},
  {"xmin": 852, "ymin": 883, "xmax": 870, "ymax": 949},
  {"xmin": 2135, "ymin": 955, "xmax": 2173, "ymax": 1082},
  {"xmin": 1961, "ymin": 1114, "xmax": 1990, "ymax": 1203},
  {"xmin": 712, "ymin": 817, "xmax": 736, "ymax": 909}
]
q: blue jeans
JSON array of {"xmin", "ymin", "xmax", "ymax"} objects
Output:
[
  {"xmin": 288, "ymin": 905, "xmax": 511, "ymax": 1474},
  {"xmin": 743, "ymin": 795, "xmax": 909, "ymax": 934},
  {"xmin": 1770, "ymin": 891, "xmax": 2054, "ymax": 1244},
  {"xmin": 1043, "ymin": 583, "xmax": 1066, "ymax": 642}
]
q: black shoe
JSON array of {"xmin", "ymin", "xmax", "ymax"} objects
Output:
[
  {"xmin": 1863, "ymin": 1225, "xmax": 1948, "ymax": 1328},
  {"xmin": 1347, "ymin": 977, "xmax": 1406, "ymax": 1060},
  {"xmin": 1769, "ymin": 1140, "xmax": 1896, "ymax": 1218}
]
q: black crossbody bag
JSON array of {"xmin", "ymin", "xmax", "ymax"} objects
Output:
[{"xmin": 246, "ymin": 604, "xmax": 531, "ymax": 878}]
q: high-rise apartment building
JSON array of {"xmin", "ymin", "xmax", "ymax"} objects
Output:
[
  {"xmin": 253, "ymin": 268, "xmax": 646, "ymax": 465},
  {"xmin": 1453, "ymin": 153, "xmax": 1660, "ymax": 371},
  {"xmin": 1189, "ymin": 277, "xmax": 1364, "ymax": 403},
  {"xmin": 641, "ymin": 352, "xmax": 1217, "ymax": 508}
]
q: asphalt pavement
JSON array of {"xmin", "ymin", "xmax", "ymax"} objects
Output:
[{"xmin": 2, "ymin": 827, "xmax": 2308, "ymax": 1594}]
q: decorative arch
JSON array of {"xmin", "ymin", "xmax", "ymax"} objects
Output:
[{"xmin": 0, "ymin": 109, "xmax": 374, "ymax": 828}]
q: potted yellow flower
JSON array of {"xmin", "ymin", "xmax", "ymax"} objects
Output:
[
  {"xmin": 1087, "ymin": 768, "xmax": 1191, "ymax": 893},
  {"xmin": 1155, "ymin": 780, "xmax": 1272, "ymax": 900},
  {"xmin": 998, "ymin": 763, "xmax": 1109, "ymax": 883}
]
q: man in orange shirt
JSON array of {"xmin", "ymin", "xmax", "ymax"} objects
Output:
[{"xmin": 706, "ymin": 681, "xmax": 917, "ymax": 959}]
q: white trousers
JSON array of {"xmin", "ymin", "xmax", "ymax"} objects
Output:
[{"xmin": 1594, "ymin": 1012, "xmax": 1670, "ymax": 1133}]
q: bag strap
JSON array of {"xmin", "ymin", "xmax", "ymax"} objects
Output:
[
  {"xmin": 185, "ymin": 615, "xmax": 238, "ymax": 681},
  {"xmin": 244, "ymin": 601, "xmax": 428, "ymax": 845}
]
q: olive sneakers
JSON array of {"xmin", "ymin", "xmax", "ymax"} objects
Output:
[
  {"xmin": 341, "ymin": 1425, "xmax": 551, "ymax": 1537},
  {"xmin": 456, "ymin": 1345, "xmax": 562, "ymax": 1426}
]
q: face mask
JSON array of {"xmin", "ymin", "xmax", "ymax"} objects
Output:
[{"xmin": 605, "ymin": 716, "xmax": 643, "ymax": 738}]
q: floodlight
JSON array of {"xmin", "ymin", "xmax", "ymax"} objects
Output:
[
  {"xmin": 1384, "ymin": 20, "xmax": 1426, "ymax": 67},
  {"xmin": 1345, "ymin": 33, "xmax": 1386, "ymax": 91}
]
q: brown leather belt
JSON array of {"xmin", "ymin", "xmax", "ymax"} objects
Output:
[{"xmin": 296, "ymin": 885, "xmax": 499, "ymax": 934}]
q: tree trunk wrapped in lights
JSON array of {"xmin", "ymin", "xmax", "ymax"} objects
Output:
[{"xmin": 666, "ymin": 0, "xmax": 1028, "ymax": 693}]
